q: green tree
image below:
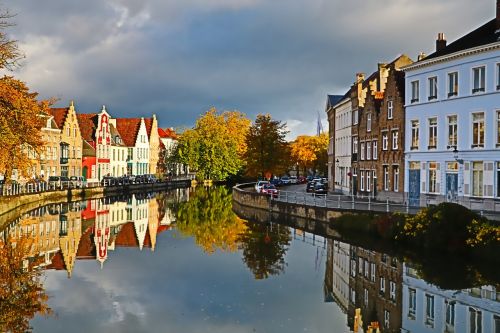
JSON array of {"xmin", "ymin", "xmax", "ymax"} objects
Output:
[
  {"xmin": 244, "ymin": 114, "xmax": 289, "ymax": 178},
  {"xmin": 173, "ymin": 108, "xmax": 250, "ymax": 181}
]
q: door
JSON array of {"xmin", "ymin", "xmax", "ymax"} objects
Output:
[
  {"xmin": 408, "ymin": 169, "xmax": 420, "ymax": 207},
  {"xmin": 352, "ymin": 176, "xmax": 357, "ymax": 196},
  {"xmin": 445, "ymin": 173, "xmax": 458, "ymax": 202}
]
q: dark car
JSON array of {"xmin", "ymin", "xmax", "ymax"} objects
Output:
[
  {"xmin": 48, "ymin": 176, "xmax": 70, "ymax": 189},
  {"xmin": 101, "ymin": 176, "xmax": 116, "ymax": 186},
  {"xmin": 313, "ymin": 182, "xmax": 328, "ymax": 195},
  {"xmin": 306, "ymin": 181, "xmax": 316, "ymax": 193}
]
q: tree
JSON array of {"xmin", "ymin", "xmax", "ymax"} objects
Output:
[
  {"xmin": 244, "ymin": 114, "xmax": 289, "ymax": 178},
  {"xmin": 173, "ymin": 108, "xmax": 250, "ymax": 181},
  {"xmin": 0, "ymin": 10, "xmax": 51, "ymax": 181},
  {"xmin": 0, "ymin": 238, "xmax": 52, "ymax": 332},
  {"xmin": 0, "ymin": 76, "xmax": 51, "ymax": 180},
  {"xmin": 290, "ymin": 133, "xmax": 329, "ymax": 176}
]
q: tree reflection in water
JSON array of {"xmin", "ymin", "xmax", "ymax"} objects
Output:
[
  {"xmin": 0, "ymin": 238, "xmax": 52, "ymax": 333},
  {"xmin": 175, "ymin": 186, "xmax": 248, "ymax": 254}
]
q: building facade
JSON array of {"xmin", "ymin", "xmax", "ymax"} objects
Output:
[
  {"xmin": 403, "ymin": 17, "xmax": 500, "ymax": 208},
  {"xmin": 326, "ymin": 94, "xmax": 344, "ymax": 192},
  {"xmin": 331, "ymin": 94, "xmax": 353, "ymax": 194},
  {"xmin": 145, "ymin": 115, "xmax": 160, "ymax": 175},
  {"xmin": 116, "ymin": 118, "xmax": 150, "ymax": 176}
]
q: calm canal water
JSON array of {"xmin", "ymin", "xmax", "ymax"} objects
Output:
[{"xmin": 0, "ymin": 186, "xmax": 499, "ymax": 333}]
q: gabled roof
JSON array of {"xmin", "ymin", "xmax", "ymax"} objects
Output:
[
  {"xmin": 115, "ymin": 118, "xmax": 141, "ymax": 147},
  {"xmin": 82, "ymin": 140, "xmax": 96, "ymax": 157},
  {"xmin": 424, "ymin": 19, "xmax": 498, "ymax": 61},
  {"xmin": 76, "ymin": 113, "xmax": 98, "ymax": 142},
  {"xmin": 158, "ymin": 127, "xmax": 177, "ymax": 139},
  {"xmin": 144, "ymin": 118, "xmax": 153, "ymax": 138},
  {"xmin": 49, "ymin": 107, "xmax": 69, "ymax": 129},
  {"xmin": 109, "ymin": 123, "xmax": 125, "ymax": 147}
]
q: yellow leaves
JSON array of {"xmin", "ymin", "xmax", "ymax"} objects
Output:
[{"xmin": 290, "ymin": 133, "xmax": 329, "ymax": 169}]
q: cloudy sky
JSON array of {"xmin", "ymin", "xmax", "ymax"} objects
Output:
[{"xmin": 3, "ymin": 0, "xmax": 495, "ymax": 138}]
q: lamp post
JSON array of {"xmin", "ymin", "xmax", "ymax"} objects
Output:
[{"xmin": 335, "ymin": 158, "xmax": 339, "ymax": 192}]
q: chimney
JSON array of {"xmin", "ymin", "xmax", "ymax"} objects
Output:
[
  {"xmin": 417, "ymin": 52, "xmax": 427, "ymax": 61},
  {"xmin": 356, "ymin": 73, "xmax": 365, "ymax": 83},
  {"xmin": 436, "ymin": 33, "xmax": 447, "ymax": 52}
]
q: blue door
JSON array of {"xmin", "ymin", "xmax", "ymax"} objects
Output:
[
  {"xmin": 445, "ymin": 173, "xmax": 458, "ymax": 202},
  {"xmin": 408, "ymin": 169, "xmax": 420, "ymax": 207}
]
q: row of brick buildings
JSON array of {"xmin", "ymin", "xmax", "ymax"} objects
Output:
[
  {"xmin": 327, "ymin": 3, "xmax": 500, "ymax": 208},
  {"xmin": 23, "ymin": 101, "xmax": 182, "ymax": 183}
]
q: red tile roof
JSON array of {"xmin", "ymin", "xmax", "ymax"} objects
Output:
[
  {"xmin": 115, "ymin": 222, "xmax": 152, "ymax": 248},
  {"xmin": 115, "ymin": 118, "xmax": 141, "ymax": 147},
  {"xmin": 47, "ymin": 250, "xmax": 66, "ymax": 271},
  {"xmin": 144, "ymin": 118, "xmax": 153, "ymax": 138},
  {"xmin": 158, "ymin": 128, "xmax": 177, "ymax": 139},
  {"xmin": 76, "ymin": 228, "xmax": 96, "ymax": 259},
  {"xmin": 76, "ymin": 114, "xmax": 98, "ymax": 142},
  {"xmin": 49, "ymin": 108, "xmax": 69, "ymax": 129}
]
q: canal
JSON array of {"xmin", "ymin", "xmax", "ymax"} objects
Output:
[{"xmin": 0, "ymin": 186, "xmax": 498, "ymax": 332}]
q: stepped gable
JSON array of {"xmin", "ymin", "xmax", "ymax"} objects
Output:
[
  {"xmin": 424, "ymin": 19, "xmax": 498, "ymax": 60},
  {"xmin": 49, "ymin": 107, "xmax": 69, "ymax": 129},
  {"xmin": 115, "ymin": 118, "xmax": 141, "ymax": 147},
  {"xmin": 144, "ymin": 118, "xmax": 153, "ymax": 137},
  {"xmin": 115, "ymin": 222, "xmax": 152, "ymax": 248},
  {"xmin": 159, "ymin": 127, "xmax": 177, "ymax": 139},
  {"xmin": 76, "ymin": 113, "xmax": 98, "ymax": 142}
]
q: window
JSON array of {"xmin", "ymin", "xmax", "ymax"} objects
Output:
[
  {"xmin": 392, "ymin": 130, "xmax": 398, "ymax": 150},
  {"xmin": 366, "ymin": 171, "xmax": 371, "ymax": 192},
  {"xmin": 428, "ymin": 117, "xmax": 437, "ymax": 149},
  {"xmin": 448, "ymin": 72, "xmax": 458, "ymax": 97},
  {"xmin": 428, "ymin": 162, "xmax": 438, "ymax": 193},
  {"xmin": 497, "ymin": 111, "xmax": 500, "ymax": 145},
  {"xmin": 367, "ymin": 113, "xmax": 372, "ymax": 132},
  {"xmin": 370, "ymin": 263, "xmax": 375, "ymax": 282},
  {"xmin": 353, "ymin": 109, "xmax": 358, "ymax": 125},
  {"xmin": 384, "ymin": 310, "xmax": 390, "ymax": 328},
  {"xmin": 469, "ymin": 308, "xmax": 482, "ymax": 333},
  {"xmin": 393, "ymin": 166, "xmax": 399, "ymax": 192},
  {"xmin": 445, "ymin": 301, "xmax": 455, "ymax": 330},
  {"xmin": 448, "ymin": 115, "xmax": 458, "ymax": 147},
  {"xmin": 411, "ymin": 120, "xmax": 419, "ymax": 149},
  {"xmin": 353, "ymin": 136, "xmax": 358, "ymax": 154},
  {"xmin": 366, "ymin": 142, "xmax": 371, "ymax": 160},
  {"xmin": 364, "ymin": 260, "xmax": 369, "ymax": 278},
  {"xmin": 360, "ymin": 142, "xmax": 365, "ymax": 160},
  {"xmin": 372, "ymin": 141, "xmax": 377, "ymax": 160},
  {"xmin": 380, "ymin": 277, "xmax": 386, "ymax": 293},
  {"xmin": 428, "ymin": 76, "xmax": 437, "ymax": 100},
  {"xmin": 425, "ymin": 294, "xmax": 435, "ymax": 327},
  {"xmin": 408, "ymin": 288, "xmax": 416, "ymax": 318},
  {"xmin": 472, "ymin": 161, "xmax": 483, "ymax": 197},
  {"xmin": 383, "ymin": 165, "xmax": 389, "ymax": 191},
  {"xmin": 382, "ymin": 132, "xmax": 388, "ymax": 150},
  {"xmin": 360, "ymin": 171, "xmax": 365, "ymax": 191},
  {"xmin": 411, "ymin": 81, "xmax": 419, "ymax": 103},
  {"xmin": 497, "ymin": 63, "xmax": 500, "ymax": 90},
  {"xmin": 472, "ymin": 66, "xmax": 485, "ymax": 93},
  {"xmin": 364, "ymin": 288, "xmax": 369, "ymax": 306},
  {"xmin": 387, "ymin": 100, "xmax": 393, "ymax": 119},
  {"xmin": 389, "ymin": 281, "xmax": 396, "ymax": 301},
  {"xmin": 472, "ymin": 112, "xmax": 485, "ymax": 148},
  {"xmin": 497, "ymin": 162, "xmax": 500, "ymax": 197}
]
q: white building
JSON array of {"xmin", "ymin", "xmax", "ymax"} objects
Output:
[
  {"xmin": 108, "ymin": 120, "xmax": 128, "ymax": 177},
  {"xmin": 332, "ymin": 240, "xmax": 351, "ymax": 313},
  {"xmin": 333, "ymin": 94, "xmax": 352, "ymax": 194},
  {"xmin": 402, "ymin": 263, "xmax": 500, "ymax": 333},
  {"xmin": 403, "ymin": 12, "xmax": 500, "ymax": 209},
  {"xmin": 116, "ymin": 118, "xmax": 150, "ymax": 176},
  {"xmin": 326, "ymin": 94, "xmax": 344, "ymax": 192}
]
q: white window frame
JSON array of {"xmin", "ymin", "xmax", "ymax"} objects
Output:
[
  {"xmin": 472, "ymin": 66, "xmax": 486, "ymax": 94},
  {"xmin": 411, "ymin": 80, "xmax": 419, "ymax": 103},
  {"xmin": 428, "ymin": 117, "xmax": 438, "ymax": 149},
  {"xmin": 360, "ymin": 142, "xmax": 365, "ymax": 160},
  {"xmin": 448, "ymin": 71, "xmax": 458, "ymax": 97},
  {"xmin": 380, "ymin": 277, "xmax": 386, "ymax": 293},
  {"xmin": 367, "ymin": 112, "xmax": 372, "ymax": 132},
  {"xmin": 472, "ymin": 161, "xmax": 483, "ymax": 197},
  {"xmin": 372, "ymin": 140, "xmax": 377, "ymax": 160},
  {"xmin": 389, "ymin": 281, "xmax": 396, "ymax": 301},
  {"xmin": 428, "ymin": 161, "xmax": 438, "ymax": 193},
  {"xmin": 392, "ymin": 130, "xmax": 398, "ymax": 150},
  {"xmin": 383, "ymin": 165, "xmax": 389, "ymax": 191},
  {"xmin": 472, "ymin": 112, "xmax": 485, "ymax": 148},
  {"xmin": 497, "ymin": 111, "xmax": 500, "ymax": 145},
  {"xmin": 411, "ymin": 120, "xmax": 419, "ymax": 149},
  {"xmin": 428, "ymin": 76, "xmax": 437, "ymax": 100},
  {"xmin": 393, "ymin": 165, "xmax": 399, "ymax": 192},
  {"xmin": 382, "ymin": 132, "xmax": 388, "ymax": 151},
  {"xmin": 447, "ymin": 115, "xmax": 458, "ymax": 148},
  {"xmin": 360, "ymin": 171, "xmax": 365, "ymax": 191},
  {"xmin": 366, "ymin": 141, "xmax": 371, "ymax": 160},
  {"xmin": 353, "ymin": 109, "xmax": 358, "ymax": 125},
  {"xmin": 366, "ymin": 171, "xmax": 371, "ymax": 192},
  {"xmin": 387, "ymin": 100, "xmax": 393, "ymax": 119},
  {"xmin": 497, "ymin": 63, "xmax": 500, "ymax": 91},
  {"xmin": 353, "ymin": 136, "xmax": 358, "ymax": 154}
]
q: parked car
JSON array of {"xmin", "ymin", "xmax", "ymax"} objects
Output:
[
  {"xmin": 48, "ymin": 176, "xmax": 70, "ymax": 188},
  {"xmin": 297, "ymin": 176, "xmax": 307, "ymax": 184},
  {"xmin": 101, "ymin": 176, "xmax": 117, "ymax": 186},
  {"xmin": 313, "ymin": 182, "xmax": 328, "ymax": 195},
  {"xmin": 70, "ymin": 176, "xmax": 87, "ymax": 188},
  {"xmin": 280, "ymin": 176, "xmax": 291, "ymax": 185},
  {"xmin": 260, "ymin": 184, "xmax": 279, "ymax": 198},
  {"xmin": 289, "ymin": 176, "xmax": 298, "ymax": 184},
  {"xmin": 143, "ymin": 174, "xmax": 158, "ymax": 183},
  {"xmin": 255, "ymin": 180, "xmax": 270, "ymax": 192},
  {"xmin": 270, "ymin": 178, "xmax": 282, "ymax": 186},
  {"xmin": 306, "ymin": 181, "xmax": 316, "ymax": 193}
]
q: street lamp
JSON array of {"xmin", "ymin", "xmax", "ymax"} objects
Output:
[{"xmin": 452, "ymin": 146, "xmax": 463, "ymax": 164}]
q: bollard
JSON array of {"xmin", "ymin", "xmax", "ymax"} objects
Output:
[
  {"xmin": 386, "ymin": 198, "xmax": 389, "ymax": 212},
  {"xmin": 338, "ymin": 195, "xmax": 340, "ymax": 208},
  {"xmin": 368, "ymin": 196, "xmax": 371, "ymax": 210},
  {"xmin": 352, "ymin": 196, "xmax": 354, "ymax": 210}
]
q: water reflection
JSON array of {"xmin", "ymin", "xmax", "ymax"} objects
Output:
[{"xmin": 0, "ymin": 187, "xmax": 498, "ymax": 332}]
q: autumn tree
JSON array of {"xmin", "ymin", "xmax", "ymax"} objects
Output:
[
  {"xmin": 0, "ymin": 238, "xmax": 52, "ymax": 332},
  {"xmin": 0, "ymin": 10, "xmax": 52, "ymax": 181},
  {"xmin": 173, "ymin": 108, "xmax": 250, "ymax": 181},
  {"xmin": 290, "ymin": 132, "xmax": 329, "ymax": 175},
  {"xmin": 244, "ymin": 114, "xmax": 289, "ymax": 178},
  {"xmin": 174, "ymin": 186, "xmax": 248, "ymax": 254}
]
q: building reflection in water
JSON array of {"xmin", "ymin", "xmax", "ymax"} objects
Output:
[
  {"xmin": 323, "ymin": 238, "xmax": 500, "ymax": 333},
  {"xmin": 0, "ymin": 188, "xmax": 189, "ymax": 276}
]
